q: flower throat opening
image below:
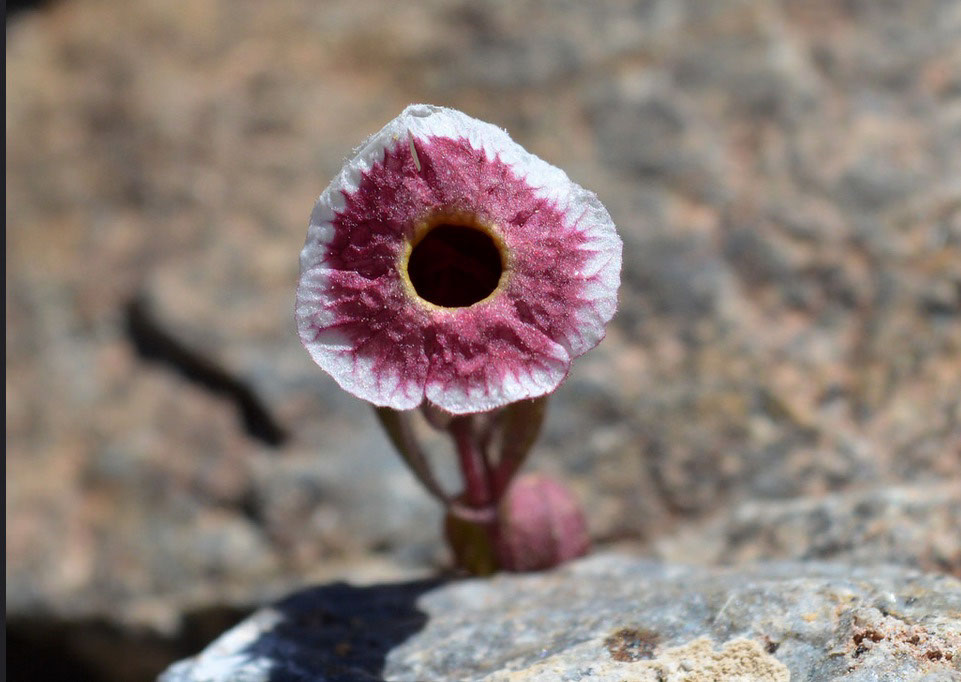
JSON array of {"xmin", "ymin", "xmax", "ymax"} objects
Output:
[{"xmin": 407, "ymin": 223, "xmax": 505, "ymax": 308}]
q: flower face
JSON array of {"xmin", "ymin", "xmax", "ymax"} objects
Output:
[{"xmin": 296, "ymin": 104, "xmax": 621, "ymax": 414}]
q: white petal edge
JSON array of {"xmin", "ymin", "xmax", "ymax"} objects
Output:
[
  {"xmin": 296, "ymin": 104, "xmax": 621, "ymax": 411},
  {"xmin": 424, "ymin": 336, "xmax": 571, "ymax": 415}
]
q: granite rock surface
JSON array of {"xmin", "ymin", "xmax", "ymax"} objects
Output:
[
  {"xmin": 6, "ymin": 0, "xmax": 961, "ymax": 680},
  {"xmin": 161, "ymin": 555, "xmax": 961, "ymax": 682}
]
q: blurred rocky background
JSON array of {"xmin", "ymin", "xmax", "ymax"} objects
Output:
[{"xmin": 6, "ymin": 0, "xmax": 961, "ymax": 680}]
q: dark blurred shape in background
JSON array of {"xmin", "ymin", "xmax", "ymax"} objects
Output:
[{"xmin": 6, "ymin": 0, "xmax": 58, "ymax": 20}]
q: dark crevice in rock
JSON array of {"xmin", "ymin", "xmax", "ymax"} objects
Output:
[
  {"xmin": 6, "ymin": 605, "xmax": 251, "ymax": 682},
  {"xmin": 124, "ymin": 296, "xmax": 288, "ymax": 448}
]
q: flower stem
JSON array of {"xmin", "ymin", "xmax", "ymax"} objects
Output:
[
  {"xmin": 373, "ymin": 406, "xmax": 451, "ymax": 504},
  {"xmin": 490, "ymin": 396, "xmax": 549, "ymax": 499},
  {"xmin": 450, "ymin": 416, "xmax": 491, "ymax": 508}
]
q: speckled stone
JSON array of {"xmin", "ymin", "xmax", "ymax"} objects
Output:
[
  {"xmin": 6, "ymin": 0, "xmax": 961, "ymax": 679},
  {"xmin": 656, "ymin": 482, "xmax": 961, "ymax": 575},
  {"xmin": 161, "ymin": 555, "xmax": 961, "ymax": 682}
]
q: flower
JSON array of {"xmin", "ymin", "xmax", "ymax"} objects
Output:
[{"xmin": 296, "ymin": 104, "xmax": 621, "ymax": 414}]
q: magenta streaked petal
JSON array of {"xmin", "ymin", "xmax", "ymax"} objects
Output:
[
  {"xmin": 422, "ymin": 302, "xmax": 572, "ymax": 414},
  {"xmin": 296, "ymin": 104, "xmax": 621, "ymax": 414}
]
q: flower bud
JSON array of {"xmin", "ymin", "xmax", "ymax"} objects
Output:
[{"xmin": 494, "ymin": 474, "xmax": 591, "ymax": 572}]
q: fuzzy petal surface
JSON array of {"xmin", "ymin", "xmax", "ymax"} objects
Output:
[{"xmin": 296, "ymin": 104, "xmax": 621, "ymax": 414}]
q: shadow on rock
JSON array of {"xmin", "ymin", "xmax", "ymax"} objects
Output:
[{"xmin": 164, "ymin": 578, "xmax": 446, "ymax": 682}]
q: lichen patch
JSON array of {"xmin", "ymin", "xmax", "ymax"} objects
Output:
[
  {"xmin": 648, "ymin": 637, "xmax": 790, "ymax": 682},
  {"xmin": 605, "ymin": 627, "xmax": 660, "ymax": 662}
]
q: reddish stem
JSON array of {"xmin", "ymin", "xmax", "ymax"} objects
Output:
[
  {"xmin": 450, "ymin": 416, "xmax": 491, "ymax": 508},
  {"xmin": 491, "ymin": 454, "xmax": 522, "ymax": 500}
]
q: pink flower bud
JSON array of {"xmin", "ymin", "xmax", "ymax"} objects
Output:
[{"xmin": 494, "ymin": 474, "xmax": 591, "ymax": 572}]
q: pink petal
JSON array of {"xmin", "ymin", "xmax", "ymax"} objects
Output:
[{"xmin": 296, "ymin": 105, "xmax": 621, "ymax": 413}]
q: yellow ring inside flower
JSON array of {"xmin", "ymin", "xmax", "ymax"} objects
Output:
[{"xmin": 399, "ymin": 213, "xmax": 510, "ymax": 310}]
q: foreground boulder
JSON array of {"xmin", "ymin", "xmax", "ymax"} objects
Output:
[{"xmin": 162, "ymin": 555, "xmax": 961, "ymax": 682}]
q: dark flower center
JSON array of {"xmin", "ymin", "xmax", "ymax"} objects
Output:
[{"xmin": 407, "ymin": 224, "xmax": 504, "ymax": 308}]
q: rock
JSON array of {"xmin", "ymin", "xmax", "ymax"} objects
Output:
[
  {"xmin": 161, "ymin": 555, "xmax": 961, "ymax": 682},
  {"xmin": 656, "ymin": 482, "xmax": 961, "ymax": 576},
  {"xmin": 6, "ymin": 0, "xmax": 961, "ymax": 679}
]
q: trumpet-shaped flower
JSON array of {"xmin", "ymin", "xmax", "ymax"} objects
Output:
[{"xmin": 296, "ymin": 104, "xmax": 621, "ymax": 414}]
